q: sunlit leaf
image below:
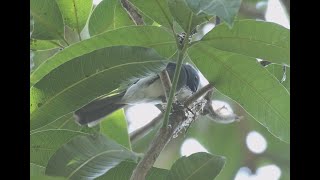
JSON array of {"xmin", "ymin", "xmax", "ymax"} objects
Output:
[
  {"xmin": 201, "ymin": 20, "xmax": 290, "ymax": 65},
  {"xmin": 56, "ymin": 0, "xmax": 93, "ymax": 37},
  {"xmin": 89, "ymin": 0, "xmax": 135, "ymax": 36},
  {"xmin": 31, "ymin": 0, "xmax": 64, "ymax": 40},
  {"xmin": 188, "ymin": 46, "xmax": 290, "ymax": 143},
  {"xmin": 30, "ymin": 26, "xmax": 176, "ymax": 84},
  {"xmin": 100, "ymin": 109, "xmax": 131, "ymax": 149}
]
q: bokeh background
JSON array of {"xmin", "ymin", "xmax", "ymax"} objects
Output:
[{"xmin": 123, "ymin": 0, "xmax": 290, "ymax": 179}]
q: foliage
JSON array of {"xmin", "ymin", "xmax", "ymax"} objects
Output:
[{"xmin": 30, "ymin": 0, "xmax": 289, "ymax": 179}]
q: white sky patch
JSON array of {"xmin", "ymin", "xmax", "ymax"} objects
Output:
[
  {"xmin": 234, "ymin": 165, "xmax": 281, "ymax": 180},
  {"xmin": 126, "ymin": 104, "xmax": 161, "ymax": 133},
  {"xmin": 246, "ymin": 131, "xmax": 267, "ymax": 154},
  {"xmin": 211, "ymin": 100, "xmax": 233, "ymax": 116},
  {"xmin": 93, "ymin": 0, "xmax": 103, "ymax": 5},
  {"xmin": 180, "ymin": 138, "xmax": 208, "ymax": 156},
  {"xmin": 265, "ymin": 0, "xmax": 290, "ymax": 29}
]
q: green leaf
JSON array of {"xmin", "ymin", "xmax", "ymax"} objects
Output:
[
  {"xmin": 30, "ymin": 49, "xmax": 60, "ymax": 74},
  {"xmin": 30, "ymin": 46, "xmax": 167, "ymax": 131},
  {"xmin": 30, "ymin": 176, "xmax": 66, "ymax": 180},
  {"xmin": 201, "ymin": 20, "xmax": 290, "ymax": 65},
  {"xmin": 266, "ymin": 64, "xmax": 290, "ymax": 92},
  {"xmin": 45, "ymin": 134, "xmax": 138, "ymax": 179},
  {"xmin": 30, "ymin": 129, "xmax": 90, "ymax": 167},
  {"xmin": 185, "ymin": 0, "xmax": 241, "ymax": 27},
  {"xmin": 30, "ymin": 0, "xmax": 64, "ymax": 40},
  {"xmin": 88, "ymin": 0, "xmax": 135, "ymax": 36},
  {"xmin": 30, "ymin": 113, "xmax": 98, "ymax": 135},
  {"xmin": 30, "ymin": 39, "xmax": 61, "ymax": 51},
  {"xmin": 188, "ymin": 46, "xmax": 290, "ymax": 143},
  {"xmin": 131, "ymin": 0, "xmax": 174, "ymax": 29},
  {"xmin": 30, "ymin": 26, "xmax": 176, "ymax": 84},
  {"xmin": 100, "ymin": 109, "xmax": 131, "ymax": 150},
  {"xmin": 56, "ymin": 0, "xmax": 93, "ymax": 37},
  {"xmin": 168, "ymin": 0, "xmax": 208, "ymax": 33},
  {"xmin": 167, "ymin": 152, "xmax": 225, "ymax": 180},
  {"xmin": 30, "ymin": 163, "xmax": 45, "ymax": 176},
  {"xmin": 97, "ymin": 161, "xmax": 169, "ymax": 180}
]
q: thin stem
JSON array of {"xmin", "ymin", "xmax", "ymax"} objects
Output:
[
  {"xmin": 159, "ymin": 70, "xmax": 172, "ymax": 101},
  {"xmin": 161, "ymin": 50, "xmax": 185, "ymax": 128},
  {"xmin": 130, "ymin": 113, "xmax": 163, "ymax": 143},
  {"xmin": 49, "ymin": 40, "xmax": 65, "ymax": 49},
  {"xmin": 62, "ymin": 37, "xmax": 70, "ymax": 46}
]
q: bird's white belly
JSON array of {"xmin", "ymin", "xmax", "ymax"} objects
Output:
[{"xmin": 121, "ymin": 76, "xmax": 164, "ymax": 104}]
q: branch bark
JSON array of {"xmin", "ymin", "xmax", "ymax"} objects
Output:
[
  {"xmin": 130, "ymin": 83, "xmax": 214, "ymax": 180},
  {"xmin": 130, "ymin": 111, "xmax": 163, "ymax": 143},
  {"xmin": 120, "ymin": 0, "xmax": 145, "ymax": 25}
]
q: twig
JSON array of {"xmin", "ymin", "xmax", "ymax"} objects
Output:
[
  {"xmin": 120, "ymin": 0, "xmax": 145, "ymax": 25},
  {"xmin": 159, "ymin": 70, "xmax": 172, "ymax": 101},
  {"xmin": 130, "ymin": 83, "xmax": 214, "ymax": 180},
  {"xmin": 184, "ymin": 84, "xmax": 214, "ymax": 107},
  {"xmin": 130, "ymin": 113, "xmax": 164, "ymax": 143}
]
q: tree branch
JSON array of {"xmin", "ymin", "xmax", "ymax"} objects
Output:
[
  {"xmin": 130, "ymin": 113, "xmax": 163, "ymax": 143},
  {"xmin": 130, "ymin": 83, "xmax": 214, "ymax": 180},
  {"xmin": 120, "ymin": 0, "xmax": 145, "ymax": 25},
  {"xmin": 159, "ymin": 70, "xmax": 173, "ymax": 101}
]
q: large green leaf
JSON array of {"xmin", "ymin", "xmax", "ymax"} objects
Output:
[
  {"xmin": 30, "ymin": 112, "xmax": 99, "ymax": 135},
  {"xmin": 188, "ymin": 46, "xmax": 290, "ymax": 143},
  {"xmin": 30, "ymin": 26, "xmax": 176, "ymax": 84},
  {"xmin": 30, "ymin": 129, "xmax": 90, "ymax": 167},
  {"xmin": 131, "ymin": 0, "xmax": 173, "ymax": 29},
  {"xmin": 30, "ymin": 46, "xmax": 167, "ymax": 131},
  {"xmin": 201, "ymin": 20, "xmax": 290, "ymax": 65},
  {"xmin": 45, "ymin": 134, "xmax": 138, "ymax": 180},
  {"xmin": 97, "ymin": 161, "xmax": 169, "ymax": 180},
  {"xmin": 30, "ymin": 0, "xmax": 64, "ymax": 40},
  {"xmin": 56, "ymin": 0, "xmax": 93, "ymax": 38},
  {"xmin": 30, "ymin": 48, "xmax": 60, "ymax": 74},
  {"xmin": 31, "ymin": 163, "xmax": 45, "ymax": 176},
  {"xmin": 266, "ymin": 64, "xmax": 290, "ymax": 92},
  {"xmin": 100, "ymin": 109, "xmax": 131, "ymax": 150},
  {"xmin": 185, "ymin": 0, "xmax": 241, "ymax": 27},
  {"xmin": 168, "ymin": 0, "xmax": 208, "ymax": 33},
  {"xmin": 88, "ymin": 0, "xmax": 135, "ymax": 36},
  {"xmin": 31, "ymin": 176, "xmax": 66, "ymax": 180},
  {"xmin": 30, "ymin": 39, "xmax": 61, "ymax": 51},
  {"xmin": 167, "ymin": 152, "xmax": 225, "ymax": 180}
]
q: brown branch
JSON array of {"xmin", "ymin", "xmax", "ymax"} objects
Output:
[
  {"xmin": 120, "ymin": 0, "xmax": 145, "ymax": 25},
  {"xmin": 130, "ymin": 113, "xmax": 164, "ymax": 143},
  {"xmin": 184, "ymin": 84, "xmax": 214, "ymax": 107},
  {"xmin": 130, "ymin": 84, "xmax": 215, "ymax": 180}
]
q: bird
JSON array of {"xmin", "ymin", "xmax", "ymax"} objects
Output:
[{"xmin": 74, "ymin": 62, "xmax": 200, "ymax": 127}]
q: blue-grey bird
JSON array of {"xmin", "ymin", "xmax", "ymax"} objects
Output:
[{"xmin": 74, "ymin": 62, "xmax": 200, "ymax": 126}]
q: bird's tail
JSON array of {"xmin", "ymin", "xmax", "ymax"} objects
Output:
[{"xmin": 74, "ymin": 91, "xmax": 126, "ymax": 127}]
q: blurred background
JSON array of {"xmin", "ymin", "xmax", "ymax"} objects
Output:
[
  {"xmin": 123, "ymin": 0, "xmax": 290, "ymax": 179},
  {"xmin": 31, "ymin": 0, "xmax": 290, "ymax": 179}
]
